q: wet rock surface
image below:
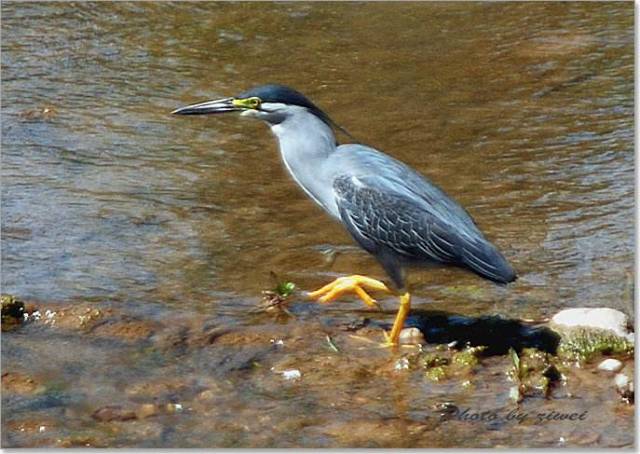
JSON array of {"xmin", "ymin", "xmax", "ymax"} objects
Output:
[
  {"xmin": 1, "ymin": 298, "xmax": 634, "ymax": 448},
  {"xmin": 92, "ymin": 405, "xmax": 137, "ymax": 422},
  {"xmin": 90, "ymin": 317, "xmax": 159, "ymax": 342},
  {"xmin": 2, "ymin": 372, "xmax": 45, "ymax": 395}
]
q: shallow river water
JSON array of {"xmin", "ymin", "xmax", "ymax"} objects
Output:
[{"xmin": 1, "ymin": 2, "xmax": 634, "ymax": 448}]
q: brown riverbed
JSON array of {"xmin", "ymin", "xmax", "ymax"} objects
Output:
[{"xmin": 1, "ymin": 1, "xmax": 634, "ymax": 448}]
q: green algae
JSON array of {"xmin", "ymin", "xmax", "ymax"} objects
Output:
[
  {"xmin": 421, "ymin": 346, "xmax": 487, "ymax": 383},
  {"xmin": 451, "ymin": 346, "xmax": 486, "ymax": 368},
  {"xmin": 1, "ymin": 294, "xmax": 25, "ymax": 331},
  {"xmin": 556, "ymin": 327, "xmax": 634, "ymax": 362},
  {"xmin": 425, "ymin": 366, "xmax": 448, "ymax": 381},
  {"xmin": 507, "ymin": 347, "xmax": 563, "ymax": 401},
  {"xmin": 421, "ymin": 351, "xmax": 449, "ymax": 369}
]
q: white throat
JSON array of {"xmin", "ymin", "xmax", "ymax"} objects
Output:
[{"xmin": 268, "ymin": 107, "xmax": 339, "ymax": 216}]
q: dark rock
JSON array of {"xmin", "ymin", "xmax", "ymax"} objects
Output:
[{"xmin": 92, "ymin": 405, "xmax": 137, "ymax": 422}]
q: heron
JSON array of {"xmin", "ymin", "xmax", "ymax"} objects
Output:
[{"xmin": 172, "ymin": 84, "xmax": 517, "ymax": 346}]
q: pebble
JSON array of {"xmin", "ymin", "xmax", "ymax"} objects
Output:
[
  {"xmin": 597, "ymin": 358, "xmax": 624, "ymax": 373},
  {"xmin": 399, "ymin": 327, "xmax": 425, "ymax": 345},
  {"xmin": 166, "ymin": 403, "xmax": 183, "ymax": 413},
  {"xmin": 394, "ymin": 357, "xmax": 410, "ymax": 371},
  {"xmin": 614, "ymin": 373, "xmax": 629, "ymax": 388},
  {"xmin": 281, "ymin": 369, "xmax": 301, "ymax": 380},
  {"xmin": 614, "ymin": 373, "xmax": 634, "ymax": 403},
  {"xmin": 550, "ymin": 308, "xmax": 633, "ymax": 342},
  {"xmin": 508, "ymin": 385, "xmax": 522, "ymax": 403}
]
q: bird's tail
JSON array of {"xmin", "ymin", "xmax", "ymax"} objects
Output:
[{"xmin": 460, "ymin": 238, "xmax": 517, "ymax": 284}]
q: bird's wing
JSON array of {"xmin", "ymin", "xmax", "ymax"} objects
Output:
[
  {"xmin": 333, "ymin": 173, "xmax": 462, "ymax": 261},
  {"xmin": 333, "ymin": 171, "xmax": 516, "ymax": 284},
  {"xmin": 331, "ymin": 144, "xmax": 480, "ymax": 230}
]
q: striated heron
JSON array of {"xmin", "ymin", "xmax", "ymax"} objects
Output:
[{"xmin": 172, "ymin": 84, "xmax": 517, "ymax": 346}]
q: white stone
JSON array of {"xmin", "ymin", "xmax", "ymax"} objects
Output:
[
  {"xmin": 508, "ymin": 386, "xmax": 521, "ymax": 402},
  {"xmin": 614, "ymin": 373, "xmax": 634, "ymax": 401},
  {"xmin": 394, "ymin": 357, "xmax": 410, "ymax": 371},
  {"xmin": 550, "ymin": 308, "xmax": 634, "ymax": 342},
  {"xmin": 281, "ymin": 369, "xmax": 301, "ymax": 380},
  {"xmin": 597, "ymin": 358, "xmax": 624, "ymax": 373},
  {"xmin": 399, "ymin": 327, "xmax": 425, "ymax": 345},
  {"xmin": 614, "ymin": 373, "xmax": 629, "ymax": 389}
]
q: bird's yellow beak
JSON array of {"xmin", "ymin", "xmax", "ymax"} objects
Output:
[
  {"xmin": 231, "ymin": 97, "xmax": 262, "ymax": 110},
  {"xmin": 172, "ymin": 96, "xmax": 262, "ymax": 115}
]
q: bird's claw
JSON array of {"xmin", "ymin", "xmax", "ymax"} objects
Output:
[
  {"xmin": 381, "ymin": 330, "xmax": 398, "ymax": 348},
  {"xmin": 307, "ymin": 275, "xmax": 389, "ymax": 310}
]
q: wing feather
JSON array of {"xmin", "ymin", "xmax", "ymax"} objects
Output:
[{"xmin": 333, "ymin": 174, "xmax": 516, "ymax": 283}]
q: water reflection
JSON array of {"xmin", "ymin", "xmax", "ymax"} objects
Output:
[
  {"xmin": 0, "ymin": 2, "xmax": 633, "ymax": 448},
  {"xmin": 2, "ymin": 2, "xmax": 633, "ymax": 319}
]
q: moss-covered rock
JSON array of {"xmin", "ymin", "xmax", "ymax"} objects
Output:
[
  {"xmin": 507, "ymin": 348, "xmax": 562, "ymax": 401},
  {"xmin": 424, "ymin": 366, "xmax": 448, "ymax": 382},
  {"xmin": 556, "ymin": 327, "xmax": 634, "ymax": 363},
  {"xmin": 1, "ymin": 294, "xmax": 25, "ymax": 331},
  {"xmin": 451, "ymin": 346, "xmax": 486, "ymax": 368},
  {"xmin": 550, "ymin": 308, "xmax": 633, "ymax": 342},
  {"xmin": 420, "ymin": 346, "xmax": 486, "ymax": 383},
  {"xmin": 421, "ymin": 351, "xmax": 449, "ymax": 369}
]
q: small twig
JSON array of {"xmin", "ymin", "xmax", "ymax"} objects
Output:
[
  {"xmin": 325, "ymin": 335, "xmax": 340, "ymax": 352},
  {"xmin": 348, "ymin": 334, "xmax": 379, "ymax": 345}
]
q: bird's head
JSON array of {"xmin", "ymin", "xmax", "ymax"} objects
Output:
[{"xmin": 171, "ymin": 84, "xmax": 332, "ymax": 127}]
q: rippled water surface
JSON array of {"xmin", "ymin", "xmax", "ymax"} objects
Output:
[{"xmin": 1, "ymin": 2, "xmax": 634, "ymax": 448}]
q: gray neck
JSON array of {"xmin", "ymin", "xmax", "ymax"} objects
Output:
[{"xmin": 269, "ymin": 110, "xmax": 339, "ymax": 216}]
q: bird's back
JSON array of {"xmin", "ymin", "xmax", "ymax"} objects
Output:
[{"xmin": 326, "ymin": 144, "xmax": 516, "ymax": 284}]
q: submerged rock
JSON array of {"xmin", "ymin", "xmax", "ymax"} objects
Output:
[
  {"xmin": 91, "ymin": 317, "xmax": 159, "ymax": 342},
  {"xmin": 135, "ymin": 403, "xmax": 161, "ymax": 419},
  {"xmin": 2, "ymin": 372, "xmax": 45, "ymax": 395},
  {"xmin": 125, "ymin": 378, "xmax": 189, "ymax": 401},
  {"xmin": 507, "ymin": 348, "xmax": 562, "ymax": 401},
  {"xmin": 18, "ymin": 106, "xmax": 57, "ymax": 122},
  {"xmin": 420, "ymin": 345, "xmax": 486, "ymax": 382},
  {"xmin": 92, "ymin": 405, "xmax": 137, "ymax": 422}
]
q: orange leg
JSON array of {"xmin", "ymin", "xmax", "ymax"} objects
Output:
[{"xmin": 383, "ymin": 292, "xmax": 411, "ymax": 347}]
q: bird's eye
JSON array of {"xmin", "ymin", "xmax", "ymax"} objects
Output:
[{"xmin": 248, "ymin": 97, "xmax": 261, "ymax": 108}]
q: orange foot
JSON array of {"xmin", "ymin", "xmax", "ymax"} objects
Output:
[{"xmin": 307, "ymin": 275, "xmax": 389, "ymax": 310}]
